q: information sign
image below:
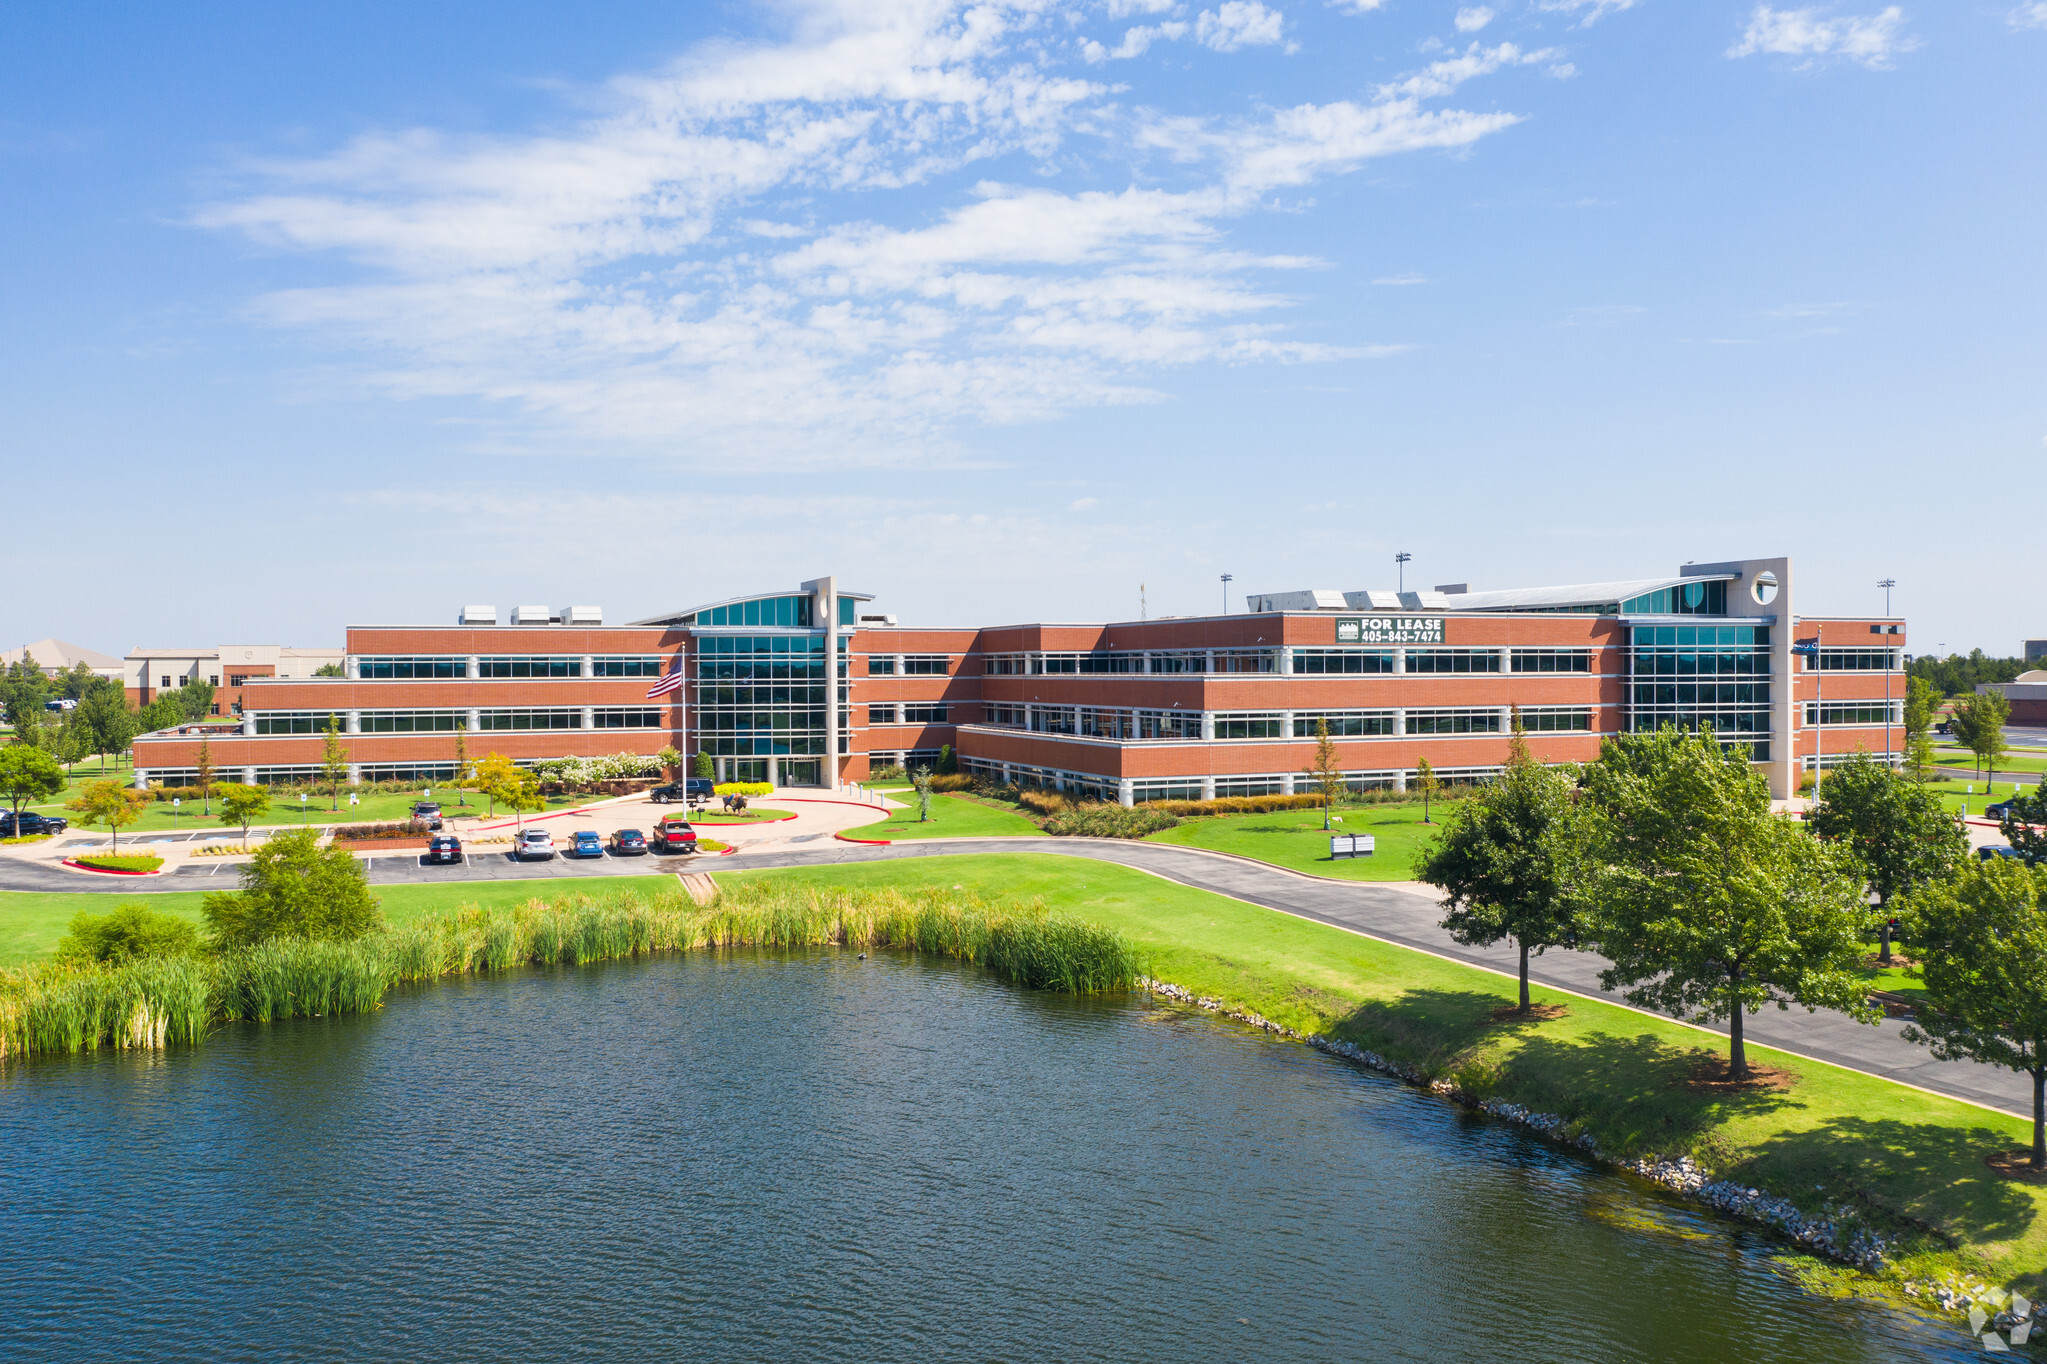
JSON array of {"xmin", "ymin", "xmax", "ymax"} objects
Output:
[{"xmin": 1335, "ymin": 617, "xmax": 1445, "ymax": 645}]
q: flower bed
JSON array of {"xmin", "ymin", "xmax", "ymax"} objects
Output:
[
  {"xmin": 65, "ymin": 854, "xmax": 165, "ymax": 875},
  {"xmin": 343, "ymin": 837, "xmax": 432, "ymax": 851}
]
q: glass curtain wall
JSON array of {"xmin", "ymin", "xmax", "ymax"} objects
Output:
[
  {"xmin": 1626, "ymin": 624, "xmax": 1772, "ymax": 761},
  {"xmin": 694, "ymin": 634, "xmax": 828, "ymax": 773}
]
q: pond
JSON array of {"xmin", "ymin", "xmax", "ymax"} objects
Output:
[{"xmin": 0, "ymin": 952, "xmax": 1973, "ymax": 1361}]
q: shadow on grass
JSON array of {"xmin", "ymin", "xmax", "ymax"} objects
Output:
[{"xmin": 1733, "ymin": 1115, "xmax": 2042, "ymax": 1249}]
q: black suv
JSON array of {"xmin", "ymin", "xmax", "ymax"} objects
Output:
[
  {"xmin": 411, "ymin": 802, "xmax": 444, "ymax": 830},
  {"xmin": 0, "ymin": 811, "xmax": 68, "ymax": 837}
]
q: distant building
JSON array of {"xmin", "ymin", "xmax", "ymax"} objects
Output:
[
  {"xmin": 1980, "ymin": 671, "xmax": 2047, "ymax": 725},
  {"xmin": 1, "ymin": 638, "xmax": 123, "ymax": 681},
  {"xmin": 124, "ymin": 646, "xmax": 345, "ymax": 716},
  {"xmin": 2027, "ymin": 639, "xmax": 2046, "ymax": 663}
]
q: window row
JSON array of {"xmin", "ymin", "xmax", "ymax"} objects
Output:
[
  {"xmin": 1405, "ymin": 708, "xmax": 1503, "ymax": 735},
  {"xmin": 1807, "ymin": 702, "xmax": 1900, "ymax": 726},
  {"xmin": 867, "ymin": 705, "xmax": 952, "ymax": 724},
  {"xmin": 1510, "ymin": 649, "xmax": 1593, "ymax": 674},
  {"xmin": 1813, "ymin": 649, "xmax": 1899, "ymax": 672},
  {"xmin": 1404, "ymin": 648, "xmax": 1501, "ymax": 675}
]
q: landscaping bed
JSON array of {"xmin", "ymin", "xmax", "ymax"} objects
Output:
[{"xmin": 64, "ymin": 854, "xmax": 165, "ymax": 875}]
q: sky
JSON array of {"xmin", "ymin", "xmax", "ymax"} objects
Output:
[{"xmin": 2, "ymin": 0, "xmax": 2042, "ymax": 656}]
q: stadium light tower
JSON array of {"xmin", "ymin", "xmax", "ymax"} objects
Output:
[{"xmin": 1394, "ymin": 551, "xmax": 1412, "ymax": 593}]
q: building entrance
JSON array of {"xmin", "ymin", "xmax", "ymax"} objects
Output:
[
  {"xmin": 777, "ymin": 758, "xmax": 821, "ymax": 788},
  {"xmin": 724, "ymin": 758, "xmax": 770, "ymax": 784}
]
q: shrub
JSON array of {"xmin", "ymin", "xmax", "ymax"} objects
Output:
[
  {"xmin": 202, "ymin": 828, "xmax": 384, "ymax": 950},
  {"xmin": 696, "ymin": 838, "xmax": 730, "ymax": 853},
  {"xmin": 330, "ymin": 820, "xmax": 433, "ymax": 841},
  {"xmin": 1143, "ymin": 793, "xmax": 1328, "ymax": 817},
  {"xmin": 713, "ymin": 782, "xmax": 774, "ymax": 797},
  {"xmin": 927, "ymin": 773, "xmax": 975, "ymax": 793},
  {"xmin": 1044, "ymin": 804, "xmax": 1180, "ymax": 838},
  {"xmin": 529, "ymin": 752, "xmax": 665, "ymax": 785},
  {"xmin": 867, "ymin": 764, "xmax": 907, "ymax": 782},
  {"xmin": 55, "ymin": 903, "xmax": 200, "ymax": 964},
  {"xmin": 1017, "ymin": 788, "xmax": 1068, "ymax": 817},
  {"xmin": 71, "ymin": 854, "xmax": 163, "ymax": 874}
]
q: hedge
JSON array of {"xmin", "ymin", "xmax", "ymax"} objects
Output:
[{"xmin": 71, "ymin": 854, "xmax": 164, "ymax": 873}]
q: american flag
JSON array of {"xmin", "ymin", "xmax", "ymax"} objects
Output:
[{"xmin": 645, "ymin": 668, "xmax": 686, "ymax": 699}]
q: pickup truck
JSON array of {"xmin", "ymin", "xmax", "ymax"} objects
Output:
[{"xmin": 649, "ymin": 820, "xmax": 700, "ymax": 854}]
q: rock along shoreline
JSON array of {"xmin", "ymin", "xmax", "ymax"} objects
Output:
[{"xmin": 1137, "ymin": 976, "xmax": 1897, "ymax": 1275}]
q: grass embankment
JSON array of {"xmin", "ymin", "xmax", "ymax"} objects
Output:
[
  {"xmin": 727, "ymin": 854, "xmax": 2047, "ymax": 1291},
  {"xmin": 0, "ymin": 882, "xmax": 1141, "ymax": 1062},
  {"xmin": 0, "ymin": 878, "xmax": 678, "ymax": 967},
  {"xmin": 859, "ymin": 793, "xmax": 1043, "ymax": 840},
  {"xmin": 1144, "ymin": 800, "xmax": 1454, "ymax": 881}
]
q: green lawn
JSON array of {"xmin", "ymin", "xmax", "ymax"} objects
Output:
[
  {"xmin": 1933, "ymin": 748, "xmax": 2047, "ymax": 777},
  {"xmin": 1915, "ymin": 778, "xmax": 2032, "ymax": 821},
  {"xmin": 857, "ymin": 793, "xmax": 1042, "ymax": 840},
  {"xmin": 0, "ymin": 876, "xmax": 680, "ymax": 967},
  {"xmin": 38, "ymin": 782, "xmax": 581, "ymax": 836},
  {"xmin": 685, "ymin": 806, "xmax": 797, "ymax": 825},
  {"xmin": 1143, "ymin": 799, "xmax": 1456, "ymax": 881},
  {"xmin": 724, "ymin": 853, "xmax": 2047, "ymax": 1290}
]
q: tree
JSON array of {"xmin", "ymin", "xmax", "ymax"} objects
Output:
[
  {"xmin": 216, "ymin": 782, "xmax": 270, "ymax": 843},
  {"xmin": 173, "ymin": 677, "xmax": 216, "ymax": 722},
  {"xmin": 202, "ymin": 828, "xmax": 383, "ymax": 950},
  {"xmin": 1416, "ymin": 726, "xmax": 1584, "ymax": 1012},
  {"xmin": 67, "ymin": 777, "xmax": 149, "ymax": 851},
  {"xmin": 1904, "ymin": 858, "xmax": 2047, "ymax": 1168},
  {"xmin": 1806, "ymin": 750, "xmax": 1969, "ymax": 962},
  {"xmin": 1581, "ymin": 727, "xmax": 1878, "ymax": 1079},
  {"xmin": 193, "ymin": 739, "xmax": 216, "ymax": 816},
  {"xmin": 911, "ymin": 766, "xmax": 933, "ymax": 822},
  {"xmin": 1414, "ymin": 756, "xmax": 1441, "ymax": 824},
  {"xmin": 55, "ymin": 902, "xmax": 199, "ymax": 964},
  {"xmin": 2000, "ymin": 782, "xmax": 2047, "ymax": 868},
  {"xmin": 320, "ymin": 713, "xmax": 351, "ymax": 811},
  {"xmin": 9, "ymin": 705, "xmax": 47, "ymax": 751},
  {"xmin": 471, "ymin": 752, "xmax": 522, "ymax": 817},
  {"xmin": 656, "ymin": 745, "xmax": 682, "ymax": 779},
  {"xmin": 1902, "ymin": 677, "xmax": 1942, "ymax": 783},
  {"xmin": 693, "ymin": 750, "xmax": 715, "ymax": 781},
  {"xmin": 1950, "ymin": 688, "xmax": 2011, "ymax": 789},
  {"xmin": 938, "ymin": 743, "xmax": 956, "ymax": 774},
  {"xmin": 58, "ymin": 661, "xmax": 100, "ymax": 701},
  {"xmin": 313, "ymin": 661, "xmax": 345, "ymax": 677},
  {"xmin": 505, "ymin": 769, "xmax": 547, "ymax": 829},
  {"xmin": 76, "ymin": 687, "xmax": 135, "ymax": 771},
  {"xmin": 451, "ymin": 722, "xmax": 470, "ymax": 806},
  {"xmin": 0, "ymin": 653, "xmax": 51, "ymax": 730},
  {"xmin": 53, "ymin": 711, "xmax": 92, "ymax": 772},
  {"xmin": 1303, "ymin": 717, "xmax": 1345, "ymax": 830},
  {"xmin": 0, "ymin": 744, "xmax": 65, "ymax": 828}
]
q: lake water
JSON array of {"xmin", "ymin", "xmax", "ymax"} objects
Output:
[{"xmin": 0, "ymin": 952, "xmax": 1975, "ymax": 1361}]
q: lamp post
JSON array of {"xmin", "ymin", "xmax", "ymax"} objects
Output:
[
  {"xmin": 1220, "ymin": 574, "xmax": 1233, "ymax": 615},
  {"xmin": 1879, "ymin": 579, "xmax": 1897, "ymax": 766},
  {"xmin": 1395, "ymin": 551, "xmax": 1412, "ymax": 593}
]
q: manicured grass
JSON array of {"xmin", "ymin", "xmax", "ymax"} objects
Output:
[
  {"xmin": 42, "ymin": 786, "xmax": 580, "ymax": 835},
  {"xmin": 1933, "ymin": 748, "xmax": 2047, "ymax": 776},
  {"xmin": 1143, "ymin": 798, "xmax": 1457, "ymax": 881},
  {"xmin": 860, "ymin": 793, "xmax": 1042, "ymax": 840},
  {"xmin": 1912, "ymin": 778, "xmax": 2033, "ymax": 821},
  {"xmin": 0, "ymin": 876, "xmax": 679, "ymax": 966},
  {"xmin": 724, "ymin": 852, "xmax": 2047, "ymax": 1289}
]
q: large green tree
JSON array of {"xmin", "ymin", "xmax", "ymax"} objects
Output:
[
  {"xmin": 0, "ymin": 655, "xmax": 51, "ymax": 731},
  {"xmin": 202, "ymin": 828, "xmax": 383, "ymax": 949},
  {"xmin": 1416, "ymin": 727, "xmax": 1584, "ymax": 1012},
  {"xmin": 216, "ymin": 782, "xmax": 271, "ymax": 843},
  {"xmin": 1999, "ymin": 782, "xmax": 2047, "ymax": 868},
  {"xmin": 76, "ymin": 687, "xmax": 136, "ymax": 771},
  {"xmin": 0, "ymin": 744, "xmax": 65, "ymax": 828},
  {"xmin": 1807, "ymin": 750, "xmax": 1969, "ymax": 961},
  {"xmin": 173, "ymin": 676, "xmax": 216, "ymax": 722},
  {"xmin": 1902, "ymin": 677, "xmax": 1943, "ymax": 784},
  {"xmin": 1904, "ymin": 858, "xmax": 2047, "ymax": 1168},
  {"xmin": 67, "ymin": 777, "xmax": 149, "ymax": 851},
  {"xmin": 1582, "ymin": 727, "xmax": 1878, "ymax": 1079},
  {"xmin": 1949, "ymin": 688, "xmax": 2011, "ymax": 789}
]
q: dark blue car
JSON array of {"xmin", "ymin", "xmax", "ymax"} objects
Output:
[{"xmin": 568, "ymin": 830, "xmax": 604, "ymax": 859}]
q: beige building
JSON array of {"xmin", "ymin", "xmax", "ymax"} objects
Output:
[{"xmin": 126, "ymin": 645, "xmax": 345, "ymax": 716}]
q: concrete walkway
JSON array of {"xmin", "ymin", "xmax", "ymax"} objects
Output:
[{"xmin": 2, "ymin": 827, "xmax": 2032, "ymax": 1121}]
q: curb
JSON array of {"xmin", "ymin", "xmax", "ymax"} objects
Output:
[{"xmin": 833, "ymin": 831, "xmax": 893, "ymax": 845}]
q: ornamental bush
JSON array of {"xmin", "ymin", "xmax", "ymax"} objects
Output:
[
  {"xmin": 56, "ymin": 903, "xmax": 199, "ymax": 964},
  {"xmin": 71, "ymin": 853, "xmax": 164, "ymax": 874},
  {"xmin": 713, "ymin": 782, "xmax": 774, "ymax": 797},
  {"xmin": 1044, "ymin": 804, "xmax": 1179, "ymax": 839},
  {"xmin": 528, "ymin": 752, "xmax": 665, "ymax": 785}
]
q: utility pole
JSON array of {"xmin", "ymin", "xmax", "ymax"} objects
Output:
[
  {"xmin": 1219, "ymin": 574, "xmax": 1233, "ymax": 616},
  {"xmin": 1395, "ymin": 551, "xmax": 1412, "ymax": 593}
]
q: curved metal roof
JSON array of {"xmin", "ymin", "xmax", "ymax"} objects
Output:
[
  {"xmin": 628, "ymin": 588, "xmax": 875, "ymax": 628},
  {"xmin": 1441, "ymin": 573, "xmax": 1736, "ymax": 612}
]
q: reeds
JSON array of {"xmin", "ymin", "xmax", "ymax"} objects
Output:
[{"xmin": 0, "ymin": 883, "xmax": 1143, "ymax": 1062}]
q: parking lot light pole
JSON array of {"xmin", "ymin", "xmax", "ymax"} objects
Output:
[
  {"xmin": 1395, "ymin": 551, "xmax": 1412, "ymax": 593},
  {"xmin": 1220, "ymin": 573, "xmax": 1232, "ymax": 615}
]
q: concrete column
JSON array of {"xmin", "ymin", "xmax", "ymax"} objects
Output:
[
  {"xmin": 242, "ymin": 766, "xmax": 257, "ymax": 784},
  {"xmin": 1200, "ymin": 712, "xmax": 1216, "ymax": 742},
  {"xmin": 1117, "ymin": 778, "xmax": 1135, "ymax": 808},
  {"xmin": 1143, "ymin": 652, "xmax": 1154, "ymax": 675},
  {"xmin": 1393, "ymin": 649, "xmax": 1407, "ymax": 675},
  {"xmin": 1200, "ymin": 775, "xmax": 1216, "ymax": 800},
  {"xmin": 242, "ymin": 713, "xmax": 256, "ymax": 737},
  {"xmin": 1391, "ymin": 708, "xmax": 1407, "ymax": 736},
  {"xmin": 346, "ymin": 710, "xmax": 361, "ymax": 735},
  {"xmin": 466, "ymin": 656, "xmax": 480, "ymax": 680},
  {"xmin": 1281, "ymin": 773, "xmax": 1296, "ymax": 795},
  {"xmin": 133, "ymin": 769, "xmax": 150, "ymax": 790},
  {"xmin": 345, "ymin": 656, "xmax": 359, "ymax": 680},
  {"xmin": 1499, "ymin": 706, "xmax": 1513, "ymax": 734},
  {"xmin": 581, "ymin": 706, "xmax": 595, "ymax": 731},
  {"xmin": 1278, "ymin": 647, "xmax": 1294, "ymax": 676},
  {"xmin": 580, "ymin": 655, "xmax": 594, "ymax": 679},
  {"xmin": 467, "ymin": 707, "xmax": 481, "ymax": 732},
  {"xmin": 1204, "ymin": 649, "xmax": 1215, "ymax": 673},
  {"xmin": 1497, "ymin": 647, "xmax": 1512, "ymax": 674},
  {"xmin": 1393, "ymin": 770, "xmax": 1408, "ymax": 793},
  {"xmin": 1281, "ymin": 709, "xmax": 1296, "ymax": 739},
  {"xmin": 347, "ymin": 763, "xmax": 362, "ymax": 783}
]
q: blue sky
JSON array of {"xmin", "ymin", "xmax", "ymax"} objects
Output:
[{"xmin": 2, "ymin": 0, "xmax": 2041, "ymax": 654}]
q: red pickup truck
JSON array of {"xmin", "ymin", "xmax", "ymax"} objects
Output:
[{"xmin": 649, "ymin": 819, "xmax": 699, "ymax": 854}]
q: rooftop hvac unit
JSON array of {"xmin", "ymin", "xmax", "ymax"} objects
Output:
[
  {"xmin": 562, "ymin": 605, "xmax": 603, "ymax": 626},
  {"xmin": 459, "ymin": 605, "xmax": 498, "ymax": 625},
  {"xmin": 857, "ymin": 613, "xmax": 898, "ymax": 627},
  {"xmin": 513, "ymin": 605, "xmax": 557, "ymax": 626}
]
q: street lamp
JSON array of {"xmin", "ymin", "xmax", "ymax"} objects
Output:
[
  {"xmin": 1220, "ymin": 573, "xmax": 1233, "ymax": 615},
  {"xmin": 1394, "ymin": 551, "xmax": 1412, "ymax": 592}
]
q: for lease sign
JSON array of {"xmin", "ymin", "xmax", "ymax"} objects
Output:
[{"xmin": 1335, "ymin": 616, "xmax": 1445, "ymax": 645}]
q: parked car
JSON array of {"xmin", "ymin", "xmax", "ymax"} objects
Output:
[
  {"xmin": 649, "ymin": 820, "xmax": 699, "ymax": 854},
  {"xmin": 686, "ymin": 777, "xmax": 714, "ymax": 801},
  {"xmin": 411, "ymin": 802, "xmax": 444, "ymax": 830},
  {"xmin": 0, "ymin": 811, "xmax": 68, "ymax": 837},
  {"xmin": 43, "ymin": 698, "xmax": 77, "ymax": 712},
  {"xmin": 515, "ymin": 829, "xmax": 556, "ymax": 860},
  {"xmin": 651, "ymin": 779, "xmax": 717, "ymax": 803},
  {"xmin": 608, "ymin": 828, "xmax": 648, "ymax": 856},
  {"xmin": 568, "ymin": 830, "xmax": 604, "ymax": 859},
  {"xmin": 426, "ymin": 834, "xmax": 464, "ymax": 865},
  {"xmin": 1985, "ymin": 799, "xmax": 2029, "ymax": 822},
  {"xmin": 1979, "ymin": 845, "xmax": 2026, "ymax": 861}
]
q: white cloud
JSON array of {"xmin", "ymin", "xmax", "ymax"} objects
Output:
[
  {"xmin": 2008, "ymin": 1, "xmax": 2047, "ymax": 27},
  {"xmin": 1727, "ymin": 6, "xmax": 1919, "ymax": 69},
  {"xmin": 1070, "ymin": 495, "xmax": 1100, "ymax": 509},
  {"xmin": 1455, "ymin": 7, "xmax": 1495, "ymax": 32},
  {"xmin": 197, "ymin": 0, "xmax": 1535, "ymax": 467},
  {"xmin": 1083, "ymin": 20, "xmax": 1190, "ymax": 62},
  {"xmin": 1372, "ymin": 272, "xmax": 1427, "ymax": 285},
  {"xmin": 1534, "ymin": 0, "xmax": 1641, "ymax": 26},
  {"xmin": 1195, "ymin": 1, "xmax": 1288, "ymax": 50},
  {"xmin": 1327, "ymin": 0, "xmax": 1387, "ymax": 13}
]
